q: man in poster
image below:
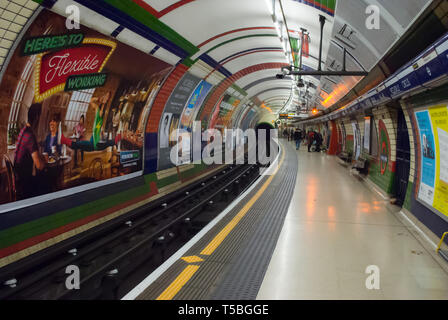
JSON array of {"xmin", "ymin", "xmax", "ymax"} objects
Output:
[{"xmin": 14, "ymin": 104, "xmax": 46, "ymax": 200}]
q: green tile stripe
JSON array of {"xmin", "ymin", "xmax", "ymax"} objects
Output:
[
  {"xmin": 0, "ymin": 161, "xmax": 216, "ymax": 250},
  {"xmin": 104, "ymin": 0, "xmax": 199, "ymax": 56},
  {"xmin": 156, "ymin": 172, "xmax": 180, "ymax": 189},
  {"xmin": 345, "ymin": 140, "xmax": 354, "ymax": 154},
  {"xmin": 1, "ymin": 160, "xmax": 216, "ymax": 250},
  {"xmin": 143, "ymin": 172, "xmax": 157, "ymax": 185},
  {"xmin": 305, "ymin": 0, "xmax": 336, "ymax": 12},
  {"xmin": 231, "ymin": 85, "xmax": 247, "ymax": 97},
  {"xmin": 180, "ymin": 163, "xmax": 208, "ymax": 180},
  {"xmin": 403, "ymin": 182, "xmax": 414, "ymax": 211},
  {"xmin": 195, "ymin": 34, "xmax": 278, "ymax": 62},
  {"xmin": 32, "ymin": 0, "xmax": 199, "ymax": 57},
  {"xmin": 368, "ymin": 161, "xmax": 395, "ymax": 194},
  {"xmin": 182, "ymin": 57, "xmax": 195, "ymax": 68},
  {"xmin": 321, "ymin": 0, "xmax": 336, "ymax": 11},
  {"xmin": 0, "ymin": 183, "xmax": 150, "ymax": 249}
]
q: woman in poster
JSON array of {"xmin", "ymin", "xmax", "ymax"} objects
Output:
[{"xmin": 160, "ymin": 113, "xmax": 172, "ymax": 148}]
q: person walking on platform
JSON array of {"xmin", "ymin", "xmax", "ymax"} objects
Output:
[{"xmin": 294, "ymin": 129, "xmax": 302, "ymax": 150}]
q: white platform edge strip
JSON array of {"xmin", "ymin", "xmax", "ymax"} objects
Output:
[
  {"xmin": 398, "ymin": 210, "xmax": 438, "ymax": 250},
  {"xmin": 121, "ymin": 143, "xmax": 283, "ymax": 300}
]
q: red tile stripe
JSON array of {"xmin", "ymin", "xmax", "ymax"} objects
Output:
[
  {"xmin": 200, "ymin": 62, "xmax": 288, "ymax": 123},
  {"xmin": 146, "ymin": 64, "xmax": 189, "ymax": 133},
  {"xmin": 131, "ymin": 0, "xmax": 159, "ymax": 17},
  {"xmin": 159, "ymin": 0, "xmax": 197, "ymax": 17},
  {"xmin": 131, "ymin": 0, "xmax": 197, "ymax": 18},
  {"xmin": 205, "ymin": 49, "xmax": 283, "ymax": 80},
  {"xmin": 198, "ymin": 27, "xmax": 275, "ymax": 48}
]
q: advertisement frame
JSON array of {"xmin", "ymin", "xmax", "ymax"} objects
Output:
[
  {"xmin": 414, "ymin": 104, "xmax": 448, "ymax": 223},
  {"xmin": 0, "ymin": 9, "xmax": 172, "ymax": 213}
]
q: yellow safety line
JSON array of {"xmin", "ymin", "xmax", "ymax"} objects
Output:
[
  {"xmin": 156, "ymin": 265, "xmax": 200, "ymax": 300},
  {"xmin": 437, "ymin": 232, "xmax": 448, "ymax": 253},
  {"xmin": 155, "ymin": 143, "xmax": 286, "ymax": 300},
  {"xmin": 201, "ymin": 149, "xmax": 285, "ymax": 255}
]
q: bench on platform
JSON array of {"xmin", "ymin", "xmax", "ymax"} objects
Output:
[
  {"xmin": 338, "ymin": 152, "xmax": 352, "ymax": 164},
  {"xmin": 352, "ymin": 157, "xmax": 369, "ymax": 175}
]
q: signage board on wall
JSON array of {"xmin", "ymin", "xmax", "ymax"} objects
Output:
[
  {"xmin": 0, "ymin": 9, "xmax": 171, "ymax": 212},
  {"xmin": 415, "ymin": 104, "xmax": 448, "ymax": 220}
]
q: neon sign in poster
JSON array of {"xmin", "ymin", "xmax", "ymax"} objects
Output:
[{"xmin": 415, "ymin": 110, "xmax": 436, "ymax": 206}]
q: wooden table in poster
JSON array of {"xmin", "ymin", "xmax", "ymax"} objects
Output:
[
  {"xmin": 45, "ymin": 155, "xmax": 72, "ymax": 190},
  {"xmin": 70, "ymin": 135, "xmax": 81, "ymax": 167}
]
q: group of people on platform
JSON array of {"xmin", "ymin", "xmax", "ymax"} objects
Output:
[{"xmin": 282, "ymin": 128, "xmax": 324, "ymax": 152}]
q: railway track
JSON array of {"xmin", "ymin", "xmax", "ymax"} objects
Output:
[{"xmin": 0, "ymin": 158, "xmax": 262, "ymax": 300}]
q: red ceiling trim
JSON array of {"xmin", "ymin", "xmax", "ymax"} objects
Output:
[
  {"xmin": 131, "ymin": 0, "xmax": 196, "ymax": 18},
  {"xmin": 159, "ymin": 0, "xmax": 197, "ymax": 17},
  {"xmin": 200, "ymin": 62, "xmax": 288, "ymax": 122},
  {"xmin": 204, "ymin": 49, "xmax": 283, "ymax": 80},
  {"xmin": 198, "ymin": 27, "xmax": 275, "ymax": 48},
  {"xmin": 131, "ymin": 0, "xmax": 160, "ymax": 17}
]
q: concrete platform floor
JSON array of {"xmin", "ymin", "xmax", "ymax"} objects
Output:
[{"xmin": 257, "ymin": 140, "xmax": 448, "ymax": 300}]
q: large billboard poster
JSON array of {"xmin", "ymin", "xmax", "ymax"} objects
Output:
[
  {"xmin": 415, "ymin": 105, "xmax": 448, "ymax": 219},
  {"xmin": 177, "ymin": 80, "xmax": 213, "ymax": 164},
  {"xmin": 0, "ymin": 10, "xmax": 171, "ymax": 210},
  {"xmin": 158, "ymin": 73, "xmax": 201, "ymax": 170}
]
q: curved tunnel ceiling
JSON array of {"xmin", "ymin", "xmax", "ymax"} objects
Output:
[{"xmin": 12, "ymin": 0, "xmax": 434, "ymax": 123}]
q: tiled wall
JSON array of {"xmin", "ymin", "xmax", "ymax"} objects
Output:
[{"xmin": 0, "ymin": 0, "xmax": 38, "ymax": 72}]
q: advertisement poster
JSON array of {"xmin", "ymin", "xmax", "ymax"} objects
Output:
[
  {"xmin": 158, "ymin": 73, "xmax": 201, "ymax": 170},
  {"xmin": 416, "ymin": 105, "xmax": 448, "ymax": 219},
  {"xmin": 215, "ymin": 94, "xmax": 240, "ymax": 130},
  {"xmin": 364, "ymin": 117, "xmax": 371, "ymax": 152},
  {"xmin": 378, "ymin": 119, "xmax": 390, "ymax": 176},
  {"xmin": 179, "ymin": 80, "xmax": 213, "ymax": 131},
  {"xmin": 208, "ymin": 96, "xmax": 224, "ymax": 130},
  {"xmin": 0, "ymin": 10, "xmax": 171, "ymax": 209},
  {"xmin": 351, "ymin": 122, "xmax": 361, "ymax": 160},
  {"xmin": 415, "ymin": 110, "xmax": 436, "ymax": 206},
  {"xmin": 177, "ymin": 81, "xmax": 212, "ymax": 164}
]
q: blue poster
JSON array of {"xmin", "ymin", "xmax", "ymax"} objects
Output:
[
  {"xmin": 179, "ymin": 80, "xmax": 213, "ymax": 131},
  {"xmin": 416, "ymin": 110, "xmax": 437, "ymax": 206}
]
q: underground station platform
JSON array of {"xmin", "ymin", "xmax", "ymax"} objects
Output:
[{"xmin": 0, "ymin": 0, "xmax": 448, "ymax": 312}]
